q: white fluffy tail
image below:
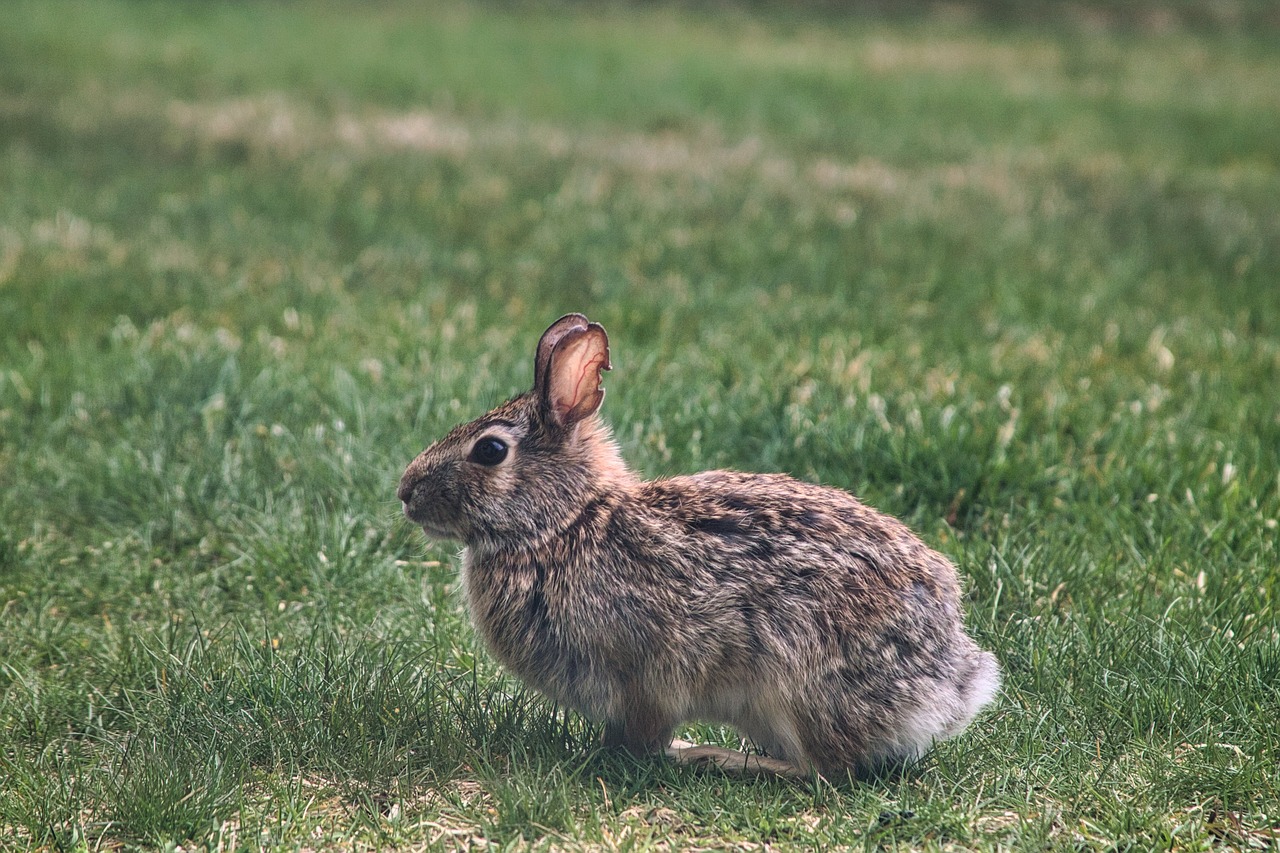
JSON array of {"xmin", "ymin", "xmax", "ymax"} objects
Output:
[{"xmin": 885, "ymin": 648, "xmax": 1002, "ymax": 764}]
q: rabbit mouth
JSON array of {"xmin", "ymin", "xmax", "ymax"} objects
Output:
[
  {"xmin": 403, "ymin": 504, "xmax": 460, "ymax": 541},
  {"xmin": 412, "ymin": 517, "xmax": 458, "ymax": 542},
  {"xmin": 420, "ymin": 525, "xmax": 452, "ymax": 541}
]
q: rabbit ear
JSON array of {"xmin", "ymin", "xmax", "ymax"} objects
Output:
[
  {"xmin": 534, "ymin": 313, "xmax": 591, "ymax": 394},
  {"xmin": 534, "ymin": 316, "xmax": 610, "ymax": 427}
]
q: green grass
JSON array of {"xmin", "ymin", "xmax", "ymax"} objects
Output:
[{"xmin": 2, "ymin": 0, "xmax": 1278, "ymax": 848}]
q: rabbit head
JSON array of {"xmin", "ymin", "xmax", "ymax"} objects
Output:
[{"xmin": 398, "ymin": 314, "xmax": 632, "ymax": 549}]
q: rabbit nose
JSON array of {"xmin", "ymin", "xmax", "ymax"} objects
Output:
[{"xmin": 397, "ymin": 479, "xmax": 416, "ymax": 505}]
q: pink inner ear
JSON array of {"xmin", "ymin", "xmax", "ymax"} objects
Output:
[
  {"xmin": 534, "ymin": 313, "xmax": 590, "ymax": 396},
  {"xmin": 569, "ymin": 351, "xmax": 607, "ymax": 405},
  {"xmin": 549, "ymin": 329, "xmax": 608, "ymax": 422}
]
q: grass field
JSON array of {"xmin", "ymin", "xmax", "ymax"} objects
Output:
[{"xmin": 2, "ymin": 0, "xmax": 1279, "ymax": 849}]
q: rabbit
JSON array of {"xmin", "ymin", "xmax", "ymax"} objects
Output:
[{"xmin": 398, "ymin": 313, "xmax": 1000, "ymax": 779}]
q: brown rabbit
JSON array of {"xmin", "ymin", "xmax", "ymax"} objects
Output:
[{"xmin": 398, "ymin": 314, "xmax": 1000, "ymax": 778}]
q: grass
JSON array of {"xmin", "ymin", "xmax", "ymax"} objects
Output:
[{"xmin": 1, "ymin": 0, "xmax": 1278, "ymax": 848}]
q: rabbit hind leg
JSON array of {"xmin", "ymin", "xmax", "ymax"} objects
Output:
[
  {"xmin": 665, "ymin": 739, "xmax": 808, "ymax": 778},
  {"xmin": 664, "ymin": 688, "xmax": 816, "ymax": 778}
]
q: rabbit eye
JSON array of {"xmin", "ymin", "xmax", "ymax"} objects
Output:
[{"xmin": 468, "ymin": 436, "xmax": 509, "ymax": 466}]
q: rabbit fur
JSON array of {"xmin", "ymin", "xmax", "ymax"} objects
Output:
[{"xmin": 398, "ymin": 314, "xmax": 1000, "ymax": 778}]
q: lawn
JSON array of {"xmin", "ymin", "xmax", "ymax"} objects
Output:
[{"xmin": 1, "ymin": 0, "xmax": 1278, "ymax": 849}]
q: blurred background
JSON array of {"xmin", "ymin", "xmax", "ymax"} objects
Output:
[{"xmin": 2, "ymin": 1, "xmax": 1278, "ymax": 848}]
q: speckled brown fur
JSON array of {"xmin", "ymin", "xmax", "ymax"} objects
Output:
[{"xmin": 398, "ymin": 314, "xmax": 1000, "ymax": 778}]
